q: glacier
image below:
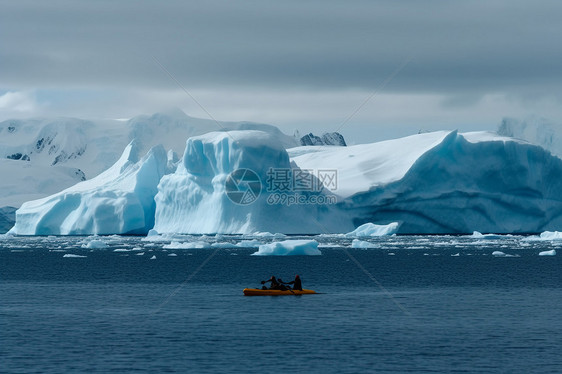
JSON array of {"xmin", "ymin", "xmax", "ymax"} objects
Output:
[{"xmin": 10, "ymin": 126, "xmax": 562, "ymax": 235}]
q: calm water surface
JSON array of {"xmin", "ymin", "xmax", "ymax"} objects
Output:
[{"xmin": 1, "ymin": 234, "xmax": 561, "ymax": 373}]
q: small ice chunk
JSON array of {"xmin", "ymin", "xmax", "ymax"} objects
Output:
[
  {"xmin": 351, "ymin": 239, "xmax": 380, "ymax": 249},
  {"xmin": 492, "ymin": 251, "xmax": 518, "ymax": 257},
  {"xmin": 63, "ymin": 254, "xmax": 87, "ymax": 258},
  {"xmin": 113, "ymin": 248, "xmax": 130, "ymax": 252},
  {"xmin": 163, "ymin": 241, "xmax": 211, "ymax": 249},
  {"xmin": 451, "ymin": 253, "xmax": 460, "ymax": 256},
  {"xmin": 136, "ymin": 252, "xmax": 145, "ymax": 256},
  {"xmin": 539, "ymin": 249, "xmax": 556, "ymax": 256},
  {"xmin": 345, "ymin": 222, "xmax": 400, "ymax": 237},
  {"xmin": 252, "ymin": 240, "xmax": 321, "ymax": 256},
  {"xmin": 81, "ymin": 239, "xmax": 108, "ymax": 249},
  {"xmin": 250, "ymin": 232, "xmax": 287, "ymax": 238},
  {"xmin": 211, "ymin": 242, "xmax": 237, "ymax": 248},
  {"xmin": 168, "ymin": 253, "xmax": 178, "ymax": 256},
  {"xmin": 150, "ymin": 255, "xmax": 156, "ymax": 260},
  {"xmin": 235, "ymin": 240, "xmax": 263, "ymax": 248}
]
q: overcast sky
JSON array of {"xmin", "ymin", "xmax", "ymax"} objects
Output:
[{"xmin": 1, "ymin": 0, "xmax": 561, "ymax": 143}]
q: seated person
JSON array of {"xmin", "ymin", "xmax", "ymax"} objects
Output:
[
  {"xmin": 261, "ymin": 276, "xmax": 284, "ymax": 290},
  {"xmin": 282, "ymin": 275, "xmax": 303, "ymax": 291}
]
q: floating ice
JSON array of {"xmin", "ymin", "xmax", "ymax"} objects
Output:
[
  {"xmin": 247, "ymin": 232, "xmax": 287, "ymax": 238},
  {"xmin": 0, "ymin": 232, "xmax": 14, "ymax": 240},
  {"xmin": 469, "ymin": 231, "xmax": 505, "ymax": 239},
  {"xmin": 81, "ymin": 239, "xmax": 108, "ymax": 249},
  {"xmin": 63, "ymin": 254, "xmax": 87, "ymax": 258},
  {"xmin": 113, "ymin": 248, "xmax": 130, "ymax": 252},
  {"xmin": 168, "ymin": 253, "xmax": 178, "ymax": 256},
  {"xmin": 211, "ymin": 242, "xmax": 237, "ymax": 248},
  {"xmin": 252, "ymin": 240, "xmax": 321, "ymax": 256},
  {"xmin": 539, "ymin": 249, "xmax": 556, "ymax": 256},
  {"xmin": 539, "ymin": 231, "xmax": 562, "ymax": 240},
  {"xmin": 351, "ymin": 239, "xmax": 380, "ymax": 249},
  {"xmin": 150, "ymin": 255, "xmax": 156, "ymax": 260},
  {"xmin": 163, "ymin": 241, "xmax": 211, "ymax": 249},
  {"xmin": 345, "ymin": 222, "xmax": 400, "ymax": 237},
  {"xmin": 492, "ymin": 251, "xmax": 518, "ymax": 257},
  {"xmin": 235, "ymin": 240, "xmax": 263, "ymax": 248}
]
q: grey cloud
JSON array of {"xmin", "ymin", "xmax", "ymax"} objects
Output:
[{"xmin": 2, "ymin": 0, "xmax": 562, "ymax": 95}]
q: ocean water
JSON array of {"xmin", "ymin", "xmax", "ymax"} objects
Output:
[{"xmin": 1, "ymin": 234, "xmax": 562, "ymax": 373}]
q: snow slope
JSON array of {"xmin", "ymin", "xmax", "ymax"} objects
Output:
[
  {"xmin": 289, "ymin": 131, "xmax": 452, "ymax": 198},
  {"xmin": 292, "ymin": 131, "xmax": 562, "ymax": 234},
  {"xmin": 12, "ymin": 141, "xmax": 170, "ymax": 235}
]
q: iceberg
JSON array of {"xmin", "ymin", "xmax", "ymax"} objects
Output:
[
  {"xmin": 252, "ymin": 240, "xmax": 321, "ymax": 256},
  {"xmin": 345, "ymin": 222, "xmax": 400, "ymax": 237},
  {"xmin": 539, "ymin": 250, "xmax": 556, "ymax": 256},
  {"xmin": 11, "ymin": 127, "xmax": 562, "ymax": 236},
  {"xmin": 11, "ymin": 141, "xmax": 169, "ymax": 235},
  {"xmin": 538, "ymin": 231, "xmax": 562, "ymax": 240},
  {"xmin": 154, "ymin": 130, "xmax": 348, "ymax": 234},
  {"xmin": 291, "ymin": 130, "xmax": 562, "ymax": 234}
]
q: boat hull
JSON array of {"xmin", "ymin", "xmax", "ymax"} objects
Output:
[{"xmin": 243, "ymin": 288, "xmax": 316, "ymax": 296}]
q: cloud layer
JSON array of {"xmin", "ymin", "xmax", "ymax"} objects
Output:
[{"xmin": 1, "ymin": 1, "xmax": 562, "ymax": 141}]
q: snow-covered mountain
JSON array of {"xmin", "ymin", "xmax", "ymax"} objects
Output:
[
  {"xmin": 11, "ymin": 128, "xmax": 562, "ymax": 235},
  {"xmin": 299, "ymin": 132, "xmax": 347, "ymax": 146},
  {"xmin": 0, "ymin": 110, "xmax": 300, "ymax": 232}
]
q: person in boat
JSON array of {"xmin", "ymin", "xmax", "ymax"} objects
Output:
[
  {"xmin": 282, "ymin": 275, "xmax": 303, "ymax": 291},
  {"xmin": 261, "ymin": 276, "xmax": 284, "ymax": 290}
]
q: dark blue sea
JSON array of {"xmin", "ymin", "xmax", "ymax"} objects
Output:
[{"xmin": 1, "ymin": 234, "xmax": 561, "ymax": 373}]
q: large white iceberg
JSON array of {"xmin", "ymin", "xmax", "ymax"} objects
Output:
[
  {"xmin": 11, "ymin": 141, "xmax": 169, "ymax": 235},
  {"xmin": 291, "ymin": 131, "xmax": 562, "ymax": 234},
  {"xmin": 154, "ymin": 130, "xmax": 348, "ymax": 234}
]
